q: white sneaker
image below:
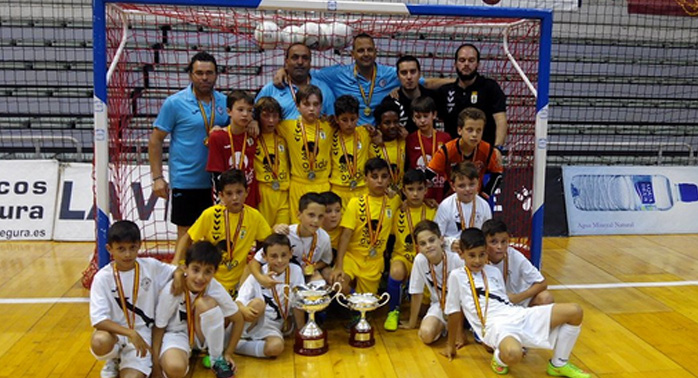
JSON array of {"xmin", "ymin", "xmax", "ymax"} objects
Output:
[{"xmin": 100, "ymin": 358, "xmax": 119, "ymax": 378}]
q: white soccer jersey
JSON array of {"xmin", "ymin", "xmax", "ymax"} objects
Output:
[
  {"xmin": 435, "ymin": 193, "xmax": 492, "ymax": 238},
  {"xmin": 254, "ymin": 225, "xmax": 332, "ymax": 269},
  {"xmin": 490, "ymin": 247, "xmax": 545, "ymax": 306},
  {"xmin": 155, "ymin": 277, "xmax": 239, "ymax": 333},
  {"xmin": 236, "ymin": 264, "xmax": 304, "ymax": 328},
  {"xmin": 409, "ymin": 252, "xmax": 464, "ymax": 306},
  {"xmin": 90, "ymin": 258, "xmax": 176, "ymax": 339}
]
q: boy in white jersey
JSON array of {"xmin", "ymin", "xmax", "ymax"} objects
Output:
[
  {"xmin": 442, "ymin": 228, "xmax": 591, "ymax": 378},
  {"xmin": 250, "ymin": 192, "xmax": 333, "ymax": 285},
  {"xmin": 399, "ymin": 220, "xmax": 464, "ymax": 346},
  {"xmin": 152, "ymin": 241, "xmax": 244, "ymax": 378},
  {"xmin": 482, "ymin": 219, "xmax": 553, "ymax": 307},
  {"xmin": 435, "ymin": 161, "xmax": 491, "ymax": 248},
  {"xmin": 234, "ymin": 234, "xmax": 306, "ymax": 358},
  {"xmin": 89, "ymin": 220, "xmax": 181, "ymax": 378}
]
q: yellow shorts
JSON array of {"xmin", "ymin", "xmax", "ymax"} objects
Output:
[
  {"xmin": 258, "ymin": 182, "xmax": 290, "ymax": 227},
  {"xmin": 331, "ymin": 184, "xmax": 368, "ymax": 210},
  {"xmin": 343, "ymin": 253, "xmax": 383, "ymax": 295},
  {"xmin": 289, "ymin": 180, "xmax": 330, "ymax": 223},
  {"xmin": 390, "ymin": 250, "xmax": 415, "ymax": 279}
]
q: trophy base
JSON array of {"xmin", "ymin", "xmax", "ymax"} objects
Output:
[
  {"xmin": 294, "ymin": 330, "xmax": 329, "ymax": 356},
  {"xmin": 349, "ymin": 328, "xmax": 375, "ymax": 348}
]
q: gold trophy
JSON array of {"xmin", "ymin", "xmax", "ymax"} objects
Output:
[
  {"xmin": 336, "ymin": 292, "xmax": 390, "ymax": 348},
  {"xmin": 291, "ymin": 282, "xmax": 342, "ymax": 356}
]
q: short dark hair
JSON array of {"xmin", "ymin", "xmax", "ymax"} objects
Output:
[
  {"xmin": 227, "ymin": 90, "xmax": 254, "ymax": 109},
  {"xmin": 254, "ymin": 96, "xmax": 282, "ymax": 120},
  {"xmin": 262, "ymin": 233, "xmax": 292, "ymax": 252},
  {"xmin": 187, "ymin": 51, "xmax": 218, "ymax": 73},
  {"xmin": 454, "ymin": 43, "xmax": 481, "ymax": 62},
  {"xmin": 413, "ymin": 219, "xmax": 441, "ymax": 240},
  {"xmin": 373, "ymin": 97, "xmax": 402, "ymax": 126},
  {"xmin": 482, "ymin": 219, "xmax": 508, "ymax": 237},
  {"xmin": 334, "ymin": 95, "xmax": 359, "ymax": 117},
  {"xmin": 450, "ymin": 161, "xmax": 479, "ymax": 182},
  {"xmin": 285, "ymin": 42, "xmax": 311, "ymax": 59},
  {"xmin": 411, "ymin": 96, "xmax": 436, "ymax": 114},
  {"xmin": 457, "ymin": 107, "xmax": 486, "ymax": 128},
  {"xmin": 299, "ymin": 192, "xmax": 325, "ymax": 212},
  {"xmin": 218, "ymin": 169, "xmax": 247, "ymax": 192},
  {"xmin": 396, "ymin": 55, "xmax": 421, "ymax": 72},
  {"xmin": 460, "ymin": 227, "xmax": 486, "ymax": 250},
  {"xmin": 403, "ymin": 169, "xmax": 427, "ymax": 186},
  {"xmin": 352, "ymin": 33, "xmax": 375, "ymax": 49},
  {"xmin": 364, "ymin": 157, "xmax": 390, "ymax": 176},
  {"xmin": 320, "ymin": 191, "xmax": 342, "ymax": 207},
  {"xmin": 185, "ymin": 241, "xmax": 222, "ymax": 268},
  {"xmin": 107, "ymin": 220, "xmax": 141, "ymax": 245},
  {"xmin": 295, "ymin": 84, "xmax": 323, "ymax": 106}
]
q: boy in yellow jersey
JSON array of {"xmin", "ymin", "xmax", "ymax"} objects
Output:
[
  {"xmin": 383, "ymin": 169, "xmax": 436, "ymax": 331},
  {"xmin": 370, "ymin": 98, "xmax": 407, "ymax": 197},
  {"xmin": 330, "ymin": 95, "xmax": 372, "ymax": 207},
  {"xmin": 276, "ymin": 84, "xmax": 332, "ymax": 222},
  {"xmin": 173, "ymin": 169, "xmax": 272, "ymax": 296},
  {"xmin": 330, "ymin": 158, "xmax": 401, "ymax": 295},
  {"xmin": 253, "ymin": 96, "xmax": 290, "ymax": 226},
  {"xmin": 320, "ymin": 191, "xmax": 343, "ymax": 263}
]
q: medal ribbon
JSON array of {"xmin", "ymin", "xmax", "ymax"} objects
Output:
[
  {"xmin": 302, "ymin": 232, "xmax": 318, "ymax": 267},
  {"xmin": 354, "ymin": 64, "xmax": 376, "ymax": 114},
  {"xmin": 457, "ymin": 197, "xmax": 477, "ymax": 230},
  {"xmin": 429, "ymin": 252, "xmax": 448, "ymax": 311},
  {"xmin": 270, "ymin": 267, "xmax": 291, "ymax": 321},
  {"xmin": 381, "ymin": 143, "xmax": 402, "ymax": 186},
  {"xmin": 364, "ymin": 195, "xmax": 387, "ymax": 253},
  {"xmin": 287, "ymin": 78, "xmax": 310, "ymax": 105},
  {"xmin": 299, "ymin": 119, "xmax": 320, "ymax": 173},
  {"xmin": 227, "ymin": 127, "xmax": 247, "ymax": 170},
  {"xmin": 405, "ymin": 205, "xmax": 426, "ymax": 253},
  {"xmin": 113, "ymin": 261, "xmax": 140, "ymax": 330},
  {"xmin": 185, "ymin": 290, "xmax": 204, "ymax": 346},
  {"xmin": 417, "ymin": 130, "xmax": 437, "ymax": 167},
  {"xmin": 259, "ymin": 133, "xmax": 280, "ymax": 181},
  {"xmin": 224, "ymin": 208, "xmax": 245, "ymax": 266},
  {"xmin": 194, "ymin": 87, "xmax": 215, "ymax": 136},
  {"xmin": 339, "ymin": 131, "xmax": 359, "ymax": 183},
  {"xmin": 465, "ymin": 266, "xmax": 489, "ymax": 337}
]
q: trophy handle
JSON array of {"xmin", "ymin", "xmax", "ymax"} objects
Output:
[
  {"xmin": 328, "ymin": 281, "xmax": 343, "ymax": 301},
  {"xmin": 335, "ymin": 292, "xmax": 351, "ymax": 309},
  {"xmin": 377, "ymin": 292, "xmax": 391, "ymax": 308}
]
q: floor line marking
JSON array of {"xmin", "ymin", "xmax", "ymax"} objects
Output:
[{"xmin": 0, "ymin": 297, "xmax": 90, "ymax": 304}]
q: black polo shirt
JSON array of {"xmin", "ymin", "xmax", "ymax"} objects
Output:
[{"xmin": 396, "ymin": 84, "xmax": 439, "ymax": 134}]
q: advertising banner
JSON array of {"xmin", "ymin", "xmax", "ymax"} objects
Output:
[
  {"xmin": 0, "ymin": 160, "xmax": 59, "ymax": 240},
  {"xmin": 563, "ymin": 166, "xmax": 698, "ymax": 235}
]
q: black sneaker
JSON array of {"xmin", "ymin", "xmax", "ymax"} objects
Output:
[{"xmin": 211, "ymin": 357, "xmax": 235, "ymax": 378}]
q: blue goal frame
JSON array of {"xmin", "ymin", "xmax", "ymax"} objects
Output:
[{"xmin": 92, "ymin": 0, "xmax": 552, "ymax": 269}]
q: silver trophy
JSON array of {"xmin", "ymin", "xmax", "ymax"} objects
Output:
[
  {"xmin": 291, "ymin": 281, "xmax": 341, "ymax": 355},
  {"xmin": 336, "ymin": 292, "xmax": 390, "ymax": 348}
]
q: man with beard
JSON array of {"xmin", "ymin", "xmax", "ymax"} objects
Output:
[
  {"xmin": 437, "ymin": 44, "xmax": 508, "ymax": 148},
  {"xmin": 257, "ymin": 43, "xmax": 335, "ymax": 121}
]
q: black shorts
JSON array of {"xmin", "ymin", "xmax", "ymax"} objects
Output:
[{"xmin": 171, "ymin": 188, "xmax": 214, "ymax": 227}]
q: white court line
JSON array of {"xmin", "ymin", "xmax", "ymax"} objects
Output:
[{"xmin": 0, "ymin": 281, "xmax": 697, "ymax": 304}]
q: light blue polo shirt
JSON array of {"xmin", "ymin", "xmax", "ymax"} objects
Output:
[
  {"xmin": 153, "ymin": 84, "xmax": 229, "ymax": 189},
  {"xmin": 255, "ymin": 76, "xmax": 335, "ymax": 121},
  {"xmin": 312, "ymin": 63, "xmax": 406, "ymax": 126}
]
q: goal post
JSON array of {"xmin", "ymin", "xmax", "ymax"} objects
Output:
[{"xmin": 89, "ymin": 0, "xmax": 552, "ymax": 287}]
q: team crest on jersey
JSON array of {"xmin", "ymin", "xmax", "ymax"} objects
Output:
[
  {"xmin": 379, "ymin": 79, "xmax": 387, "ymax": 88},
  {"xmin": 447, "ymin": 90, "xmax": 456, "ymax": 113},
  {"xmin": 246, "ymin": 137, "xmax": 254, "ymax": 146},
  {"xmin": 357, "ymin": 141, "xmax": 363, "ymax": 150},
  {"xmin": 217, "ymin": 106, "xmax": 225, "ymax": 115},
  {"xmin": 240, "ymin": 228, "xmax": 247, "ymax": 239},
  {"xmin": 386, "ymin": 208, "xmax": 393, "ymax": 218},
  {"xmin": 320, "ymin": 131, "xmax": 326, "ymax": 140},
  {"xmin": 140, "ymin": 277, "xmax": 152, "ymax": 292},
  {"xmin": 471, "ymin": 91, "xmax": 478, "ymax": 104},
  {"xmin": 278, "ymin": 144, "xmax": 285, "ymax": 152}
]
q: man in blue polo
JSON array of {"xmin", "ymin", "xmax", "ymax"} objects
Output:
[
  {"xmin": 149, "ymin": 51, "xmax": 229, "ymax": 241},
  {"xmin": 257, "ymin": 43, "xmax": 335, "ymax": 120}
]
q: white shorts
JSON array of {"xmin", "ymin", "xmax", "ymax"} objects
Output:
[
  {"xmin": 90, "ymin": 333, "xmax": 151, "ymax": 376},
  {"xmin": 423, "ymin": 302, "xmax": 447, "ymax": 326},
  {"xmin": 483, "ymin": 304, "xmax": 558, "ymax": 350},
  {"xmin": 241, "ymin": 317, "xmax": 283, "ymax": 341},
  {"xmin": 159, "ymin": 324, "xmax": 233, "ymax": 357}
]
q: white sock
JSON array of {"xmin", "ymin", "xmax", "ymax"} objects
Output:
[
  {"xmin": 494, "ymin": 348, "xmax": 508, "ymax": 367},
  {"xmin": 235, "ymin": 340, "xmax": 267, "ymax": 358},
  {"xmin": 551, "ymin": 324, "xmax": 581, "ymax": 367},
  {"xmin": 199, "ymin": 306, "xmax": 225, "ymax": 360}
]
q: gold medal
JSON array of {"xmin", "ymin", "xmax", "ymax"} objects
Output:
[
  {"xmin": 350, "ymin": 180, "xmax": 358, "ymax": 190},
  {"xmin": 307, "ymin": 171, "xmax": 316, "ymax": 180},
  {"xmin": 272, "ymin": 180, "xmax": 280, "ymax": 191},
  {"xmin": 226, "ymin": 261, "xmax": 233, "ymax": 271},
  {"xmin": 303, "ymin": 264, "xmax": 315, "ymax": 276},
  {"xmin": 203, "ymin": 137, "xmax": 209, "ymax": 146},
  {"xmin": 369, "ymin": 248, "xmax": 377, "ymax": 257},
  {"xmin": 364, "ymin": 107, "xmax": 371, "ymax": 116}
]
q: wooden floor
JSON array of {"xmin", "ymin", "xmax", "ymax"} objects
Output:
[{"xmin": 1, "ymin": 235, "xmax": 698, "ymax": 377}]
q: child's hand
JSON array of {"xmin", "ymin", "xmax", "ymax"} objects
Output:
[
  {"xmin": 450, "ymin": 240, "xmax": 460, "ymax": 254},
  {"xmin": 210, "ymin": 125, "xmax": 225, "ymax": 134},
  {"xmin": 398, "ymin": 320, "xmax": 417, "ymax": 330},
  {"xmin": 239, "ymin": 305, "xmax": 260, "ymax": 322},
  {"xmin": 273, "ymin": 224, "xmax": 291, "ymax": 235},
  {"xmin": 224, "ymin": 351, "xmax": 237, "ymax": 375},
  {"xmin": 257, "ymin": 272, "xmax": 282, "ymax": 288},
  {"xmin": 330, "ymin": 267, "xmax": 345, "ymax": 284},
  {"xmin": 398, "ymin": 127, "xmax": 408, "ymax": 140},
  {"xmin": 171, "ymin": 267, "xmax": 185, "ymax": 296},
  {"xmin": 272, "ymin": 67, "xmax": 289, "ymax": 88},
  {"xmin": 424, "ymin": 198, "xmax": 439, "ymax": 209},
  {"xmin": 440, "ymin": 345, "xmax": 457, "ymax": 361},
  {"xmin": 128, "ymin": 329, "xmax": 151, "ymax": 358}
]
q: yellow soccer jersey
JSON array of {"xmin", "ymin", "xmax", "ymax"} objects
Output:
[
  {"xmin": 324, "ymin": 226, "xmax": 342, "ymax": 255},
  {"xmin": 340, "ymin": 194, "xmax": 401, "ymax": 259},
  {"xmin": 254, "ymin": 132, "xmax": 290, "ymax": 191},
  {"xmin": 278, "ymin": 118, "xmax": 332, "ymax": 185},
  {"xmin": 370, "ymin": 139, "xmax": 406, "ymax": 190},
  {"xmin": 392, "ymin": 203, "xmax": 437, "ymax": 261},
  {"xmin": 188, "ymin": 204, "xmax": 271, "ymax": 292},
  {"xmin": 329, "ymin": 127, "xmax": 372, "ymax": 189}
]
